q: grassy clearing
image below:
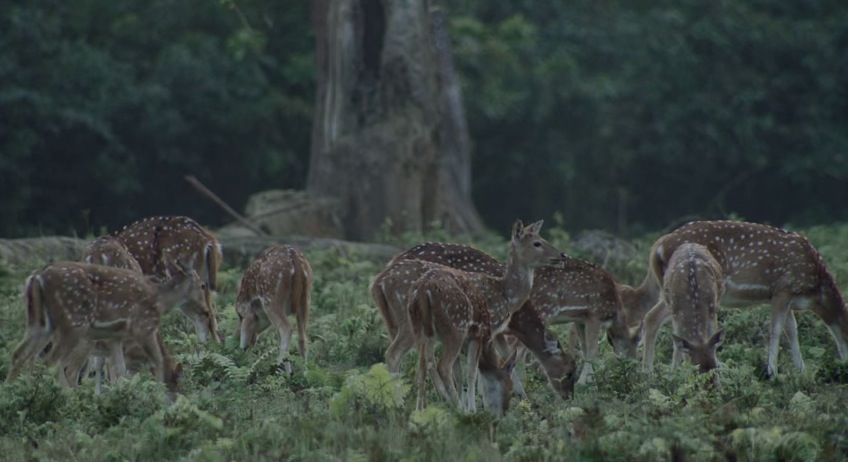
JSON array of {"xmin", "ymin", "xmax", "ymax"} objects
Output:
[{"xmin": 1, "ymin": 224, "xmax": 847, "ymax": 461}]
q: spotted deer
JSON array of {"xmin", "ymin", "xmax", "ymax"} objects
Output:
[
  {"xmin": 235, "ymin": 245, "xmax": 313, "ymax": 372},
  {"xmin": 641, "ymin": 220, "xmax": 848, "ymax": 377},
  {"xmin": 373, "ymin": 241, "xmax": 577, "ymax": 401},
  {"xmin": 7, "ymin": 262, "xmax": 203, "ymax": 392},
  {"xmin": 373, "ymin": 220, "xmax": 566, "ymax": 413},
  {"xmin": 617, "ymin": 272, "xmax": 661, "ymax": 334},
  {"xmin": 642, "ymin": 243, "xmax": 725, "ymax": 378},
  {"xmin": 82, "ymin": 235, "xmax": 143, "ymax": 273},
  {"xmin": 114, "ymin": 216, "xmax": 223, "ymax": 343},
  {"xmin": 380, "ymin": 241, "xmax": 635, "ymax": 387},
  {"xmin": 76, "ymin": 235, "xmax": 145, "ymax": 391}
]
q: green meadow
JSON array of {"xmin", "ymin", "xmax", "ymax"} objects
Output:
[{"xmin": 1, "ymin": 223, "xmax": 847, "ymax": 461}]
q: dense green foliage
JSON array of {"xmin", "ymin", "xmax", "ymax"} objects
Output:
[
  {"xmin": 2, "ymin": 0, "xmax": 847, "ymax": 237},
  {"xmin": 1, "ymin": 224, "xmax": 848, "ymax": 460},
  {"xmin": 449, "ymin": 0, "xmax": 848, "ymax": 234},
  {"xmin": 0, "ymin": 0, "xmax": 313, "ymax": 237}
]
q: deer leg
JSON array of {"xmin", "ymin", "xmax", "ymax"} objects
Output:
[
  {"xmin": 577, "ymin": 320, "xmax": 600, "ymax": 385},
  {"xmin": 767, "ymin": 294, "xmax": 792, "ymax": 377},
  {"xmin": 265, "ymin": 301, "xmax": 294, "ymax": 372},
  {"xmin": 95, "ymin": 355, "xmax": 106, "ymax": 395},
  {"xmin": 566, "ymin": 323, "xmax": 581, "ymax": 355},
  {"xmin": 641, "ymin": 300, "xmax": 671, "ymax": 373},
  {"xmin": 464, "ymin": 339, "xmax": 482, "ymax": 413},
  {"xmin": 783, "ymin": 310, "xmax": 806, "ymax": 372},
  {"xmin": 203, "ymin": 288, "xmax": 222, "ymax": 344},
  {"xmin": 137, "ymin": 333, "xmax": 165, "ymax": 384},
  {"xmin": 8, "ymin": 329, "xmax": 53, "ymax": 381},
  {"xmin": 436, "ymin": 332, "xmax": 463, "ymax": 409},
  {"xmin": 416, "ymin": 337, "xmax": 431, "ymax": 411},
  {"xmin": 59, "ymin": 341, "xmax": 93, "ymax": 388},
  {"xmin": 108, "ymin": 341, "xmax": 127, "ymax": 383},
  {"xmin": 385, "ymin": 321, "xmax": 416, "ymax": 374}
]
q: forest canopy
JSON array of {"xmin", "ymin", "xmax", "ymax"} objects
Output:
[{"xmin": 1, "ymin": 0, "xmax": 846, "ymax": 237}]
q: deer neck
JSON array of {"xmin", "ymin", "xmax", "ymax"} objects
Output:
[
  {"xmin": 500, "ymin": 251, "xmax": 536, "ymax": 315},
  {"xmin": 155, "ymin": 281, "xmax": 187, "ymax": 314}
]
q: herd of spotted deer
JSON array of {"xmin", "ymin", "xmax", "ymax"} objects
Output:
[{"xmin": 6, "ymin": 216, "xmax": 848, "ymax": 417}]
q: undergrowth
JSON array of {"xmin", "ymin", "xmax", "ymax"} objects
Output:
[{"xmin": 0, "ymin": 223, "xmax": 847, "ymax": 460}]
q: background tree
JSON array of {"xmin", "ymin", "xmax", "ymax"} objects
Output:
[
  {"xmin": 307, "ymin": 0, "xmax": 484, "ymax": 241},
  {"xmin": 2, "ymin": 0, "xmax": 847, "ymax": 238}
]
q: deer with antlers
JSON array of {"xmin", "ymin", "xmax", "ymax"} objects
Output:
[
  {"xmin": 644, "ymin": 243, "xmax": 726, "ymax": 378},
  {"xmin": 379, "ymin": 242, "xmax": 636, "ymax": 388},
  {"xmin": 372, "ymin": 220, "xmax": 567, "ymax": 413},
  {"xmin": 235, "ymin": 245, "xmax": 313, "ymax": 372},
  {"xmin": 641, "ymin": 220, "xmax": 848, "ymax": 377},
  {"xmin": 7, "ymin": 262, "xmax": 204, "ymax": 392},
  {"xmin": 113, "ymin": 215, "xmax": 223, "ymax": 343}
]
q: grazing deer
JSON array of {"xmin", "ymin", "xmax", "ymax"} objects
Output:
[
  {"xmin": 641, "ymin": 220, "xmax": 848, "ymax": 377},
  {"xmin": 235, "ymin": 245, "xmax": 313, "ymax": 372},
  {"xmin": 379, "ymin": 242, "xmax": 635, "ymax": 387},
  {"xmin": 76, "ymin": 235, "xmax": 145, "ymax": 391},
  {"xmin": 374, "ymin": 258, "xmax": 528, "ymax": 413},
  {"xmin": 82, "ymin": 235, "xmax": 143, "ymax": 273},
  {"xmin": 373, "ymin": 242, "xmax": 577, "ymax": 400},
  {"xmin": 643, "ymin": 243, "xmax": 725, "ymax": 377},
  {"xmin": 7, "ymin": 262, "xmax": 202, "ymax": 392},
  {"xmin": 374, "ymin": 220, "xmax": 565, "ymax": 412},
  {"xmin": 114, "ymin": 215, "xmax": 223, "ymax": 343},
  {"xmin": 617, "ymin": 271, "xmax": 661, "ymax": 334}
]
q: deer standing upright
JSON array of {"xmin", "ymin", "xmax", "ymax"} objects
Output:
[
  {"xmin": 641, "ymin": 220, "xmax": 848, "ymax": 376},
  {"xmin": 114, "ymin": 216, "xmax": 223, "ymax": 343},
  {"xmin": 235, "ymin": 245, "xmax": 313, "ymax": 372},
  {"xmin": 7, "ymin": 262, "xmax": 204, "ymax": 392}
]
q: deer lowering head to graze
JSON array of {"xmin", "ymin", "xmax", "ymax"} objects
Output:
[
  {"xmin": 640, "ymin": 220, "xmax": 848, "ymax": 377},
  {"xmin": 617, "ymin": 271, "xmax": 661, "ymax": 334},
  {"xmin": 379, "ymin": 240, "xmax": 633, "ymax": 388},
  {"xmin": 374, "ymin": 257, "xmax": 526, "ymax": 410},
  {"xmin": 76, "ymin": 235, "xmax": 145, "ymax": 391},
  {"xmin": 530, "ymin": 261, "xmax": 639, "ymax": 385},
  {"xmin": 7, "ymin": 262, "xmax": 202, "ymax": 392},
  {"xmin": 376, "ymin": 220, "xmax": 565, "ymax": 412},
  {"xmin": 235, "ymin": 245, "xmax": 313, "ymax": 372},
  {"xmin": 82, "ymin": 235, "xmax": 143, "ymax": 273},
  {"xmin": 114, "ymin": 215, "xmax": 223, "ymax": 343},
  {"xmin": 642, "ymin": 243, "xmax": 725, "ymax": 379}
]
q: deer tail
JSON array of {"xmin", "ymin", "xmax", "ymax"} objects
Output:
[
  {"xmin": 205, "ymin": 241, "xmax": 223, "ymax": 292},
  {"xmin": 25, "ymin": 274, "xmax": 50, "ymax": 332},
  {"xmin": 408, "ymin": 277, "xmax": 436, "ymax": 339},
  {"xmin": 291, "ymin": 252, "xmax": 312, "ymax": 361},
  {"xmin": 370, "ymin": 276, "xmax": 399, "ymax": 339}
]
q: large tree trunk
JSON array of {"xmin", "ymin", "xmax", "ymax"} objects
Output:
[{"xmin": 308, "ymin": 0, "xmax": 484, "ymax": 241}]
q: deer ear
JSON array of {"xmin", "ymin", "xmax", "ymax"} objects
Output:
[
  {"xmin": 708, "ymin": 329, "xmax": 725, "ymax": 348},
  {"xmin": 512, "ymin": 220, "xmax": 525, "ymax": 241},
  {"xmin": 671, "ymin": 334, "xmax": 692, "ymax": 353},
  {"xmin": 529, "ymin": 220, "xmax": 544, "ymax": 234}
]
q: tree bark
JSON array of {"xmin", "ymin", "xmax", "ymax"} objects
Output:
[{"xmin": 308, "ymin": 0, "xmax": 484, "ymax": 241}]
